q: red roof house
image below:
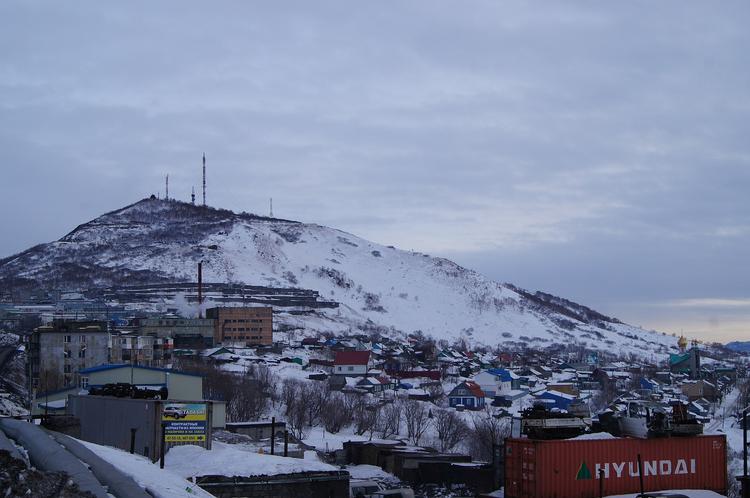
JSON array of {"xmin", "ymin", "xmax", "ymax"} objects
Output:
[{"xmin": 334, "ymin": 351, "xmax": 371, "ymax": 376}]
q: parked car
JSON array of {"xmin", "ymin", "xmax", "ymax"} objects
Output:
[
  {"xmin": 371, "ymin": 489, "xmax": 414, "ymax": 498},
  {"xmin": 163, "ymin": 405, "xmax": 187, "ymax": 419},
  {"xmin": 350, "ymin": 479, "xmax": 382, "ymax": 497}
]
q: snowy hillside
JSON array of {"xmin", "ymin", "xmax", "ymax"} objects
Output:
[{"xmin": 0, "ymin": 198, "xmax": 678, "ymax": 356}]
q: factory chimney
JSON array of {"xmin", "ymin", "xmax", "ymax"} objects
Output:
[{"xmin": 197, "ymin": 261, "xmax": 203, "ymax": 318}]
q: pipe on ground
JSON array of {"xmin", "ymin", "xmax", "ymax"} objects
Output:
[
  {"xmin": 0, "ymin": 418, "xmax": 109, "ymax": 498},
  {"xmin": 0, "ymin": 427, "xmax": 24, "ymax": 461},
  {"xmin": 46, "ymin": 430, "xmax": 152, "ymax": 498}
]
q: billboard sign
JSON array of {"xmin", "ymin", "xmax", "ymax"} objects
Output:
[{"xmin": 162, "ymin": 403, "xmax": 207, "ymax": 442}]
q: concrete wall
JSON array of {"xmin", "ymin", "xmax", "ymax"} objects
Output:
[{"xmin": 196, "ymin": 472, "xmax": 349, "ymax": 498}]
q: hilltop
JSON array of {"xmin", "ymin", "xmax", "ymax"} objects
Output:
[{"xmin": 0, "ymin": 198, "xmax": 679, "ymax": 357}]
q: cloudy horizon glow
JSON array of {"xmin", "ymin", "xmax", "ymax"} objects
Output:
[{"xmin": 1, "ymin": 1, "xmax": 749, "ymax": 342}]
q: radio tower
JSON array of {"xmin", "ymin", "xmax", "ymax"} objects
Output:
[
  {"xmin": 191, "ymin": 186, "xmax": 195, "ymax": 205},
  {"xmin": 269, "ymin": 198, "xmax": 273, "ymax": 218},
  {"xmin": 202, "ymin": 153, "xmax": 206, "ymax": 206},
  {"xmin": 165, "ymin": 174, "xmax": 169, "ymax": 200}
]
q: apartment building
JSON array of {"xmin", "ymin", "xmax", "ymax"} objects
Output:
[
  {"xmin": 29, "ymin": 320, "xmax": 109, "ymax": 390},
  {"xmin": 109, "ymin": 332, "xmax": 173, "ymax": 367}
]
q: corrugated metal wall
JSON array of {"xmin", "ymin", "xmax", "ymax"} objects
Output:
[
  {"xmin": 505, "ymin": 435, "xmax": 727, "ymax": 498},
  {"xmin": 69, "ymin": 395, "xmax": 161, "ymax": 460}
]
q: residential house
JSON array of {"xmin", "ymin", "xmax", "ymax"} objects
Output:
[
  {"xmin": 681, "ymin": 379, "xmax": 718, "ymax": 402},
  {"xmin": 535, "ymin": 389, "xmax": 576, "ymax": 411},
  {"xmin": 448, "ymin": 381, "xmax": 486, "ymax": 410},
  {"xmin": 334, "ymin": 351, "xmax": 371, "ymax": 376},
  {"xmin": 473, "ymin": 368, "xmax": 519, "ymax": 397}
]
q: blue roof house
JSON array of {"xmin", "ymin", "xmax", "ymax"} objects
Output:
[{"xmin": 535, "ymin": 390, "xmax": 576, "ymax": 411}]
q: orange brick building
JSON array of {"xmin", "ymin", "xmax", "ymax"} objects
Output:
[{"xmin": 205, "ymin": 307, "xmax": 273, "ymax": 346}]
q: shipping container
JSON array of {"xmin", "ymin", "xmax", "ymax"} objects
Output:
[{"xmin": 505, "ymin": 435, "xmax": 727, "ymax": 498}]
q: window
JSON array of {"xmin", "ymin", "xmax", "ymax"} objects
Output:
[
  {"xmin": 64, "ymin": 364, "xmax": 71, "ymax": 373},
  {"xmin": 337, "ymin": 366, "xmax": 342, "ymax": 371},
  {"xmin": 63, "ymin": 349, "xmax": 71, "ymax": 358},
  {"xmin": 347, "ymin": 366, "xmax": 354, "ymax": 372},
  {"xmin": 64, "ymin": 335, "xmax": 71, "ymax": 343},
  {"xmin": 81, "ymin": 377, "xmax": 89, "ymax": 389},
  {"xmin": 79, "ymin": 335, "xmax": 86, "ymax": 343},
  {"xmin": 78, "ymin": 349, "xmax": 86, "ymax": 358}
]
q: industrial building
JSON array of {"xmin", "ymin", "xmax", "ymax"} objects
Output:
[
  {"xmin": 136, "ymin": 317, "xmax": 215, "ymax": 348},
  {"xmin": 206, "ymin": 306, "xmax": 273, "ymax": 346},
  {"xmin": 32, "ymin": 364, "xmax": 226, "ymax": 428}
]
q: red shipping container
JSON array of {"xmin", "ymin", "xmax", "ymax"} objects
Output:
[{"xmin": 505, "ymin": 435, "xmax": 727, "ymax": 498}]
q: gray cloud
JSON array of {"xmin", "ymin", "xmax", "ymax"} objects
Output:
[{"xmin": 1, "ymin": 1, "xmax": 749, "ymax": 340}]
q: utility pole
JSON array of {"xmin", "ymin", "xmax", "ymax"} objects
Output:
[{"xmin": 738, "ymin": 402, "xmax": 750, "ymax": 498}]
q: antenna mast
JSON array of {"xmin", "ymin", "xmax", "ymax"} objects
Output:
[
  {"xmin": 165, "ymin": 174, "xmax": 169, "ymax": 200},
  {"xmin": 269, "ymin": 198, "xmax": 273, "ymax": 218},
  {"xmin": 202, "ymin": 153, "xmax": 206, "ymax": 206},
  {"xmin": 191, "ymin": 186, "xmax": 195, "ymax": 205}
]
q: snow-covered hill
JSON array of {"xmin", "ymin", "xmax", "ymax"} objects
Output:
[{"xmin": 0, "ymin": 198, "xmax": 678, "ymax": 356}]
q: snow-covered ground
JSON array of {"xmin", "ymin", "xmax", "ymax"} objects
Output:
[
  {"xmin": 78, "ymin": 440, "xmax": 214, "ymax": 498},
  {"xmin": 302, "ymin": 425, "xmax": 372, "ymax": 452}
]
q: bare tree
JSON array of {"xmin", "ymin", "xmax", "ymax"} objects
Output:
[
  {"xmin": 403, "ymin": 399, "xmax": 431, "ymax": 445},
  {"xmin": 281, "ymin": 378, "xmax": 310, "ymax": 439},
  {"xmin": 467, "ymin": 408, "xmax": 509, "ymax": 462},
  {"xmin": 173, "ymin": 358, "xmax": 275, "ymax": 422},
  {"xmin": 433, "ymin": 409, "xmax": 468, "ymax": 452},
  {"xmin": 423, "ymin": 382, "xmax": 445, "ymax": 403},
  {"xmin": 352, "ymin": 395, "xmax": 378, "ymax": 436},
  {"xmin": 320, "ymin": 392, "xmax": 350, "ymax": 433},
  {"xmin": 300, "ymin": 381, "xmax": 328, "ymax": 426},
  {"xmin": 375, "ymin": 402, "xmax": 401, "ymax": 439}
]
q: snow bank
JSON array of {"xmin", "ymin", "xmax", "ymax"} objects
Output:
[
  {"xmin": 165, "ymin": 441, "xmax": 338, "ymax": 479},
  {"xmin": 572, "ymin": 432, "xmax": 617, "ymax": 440},
  {"xmin": 78, "ymin": 440, "xmax": 213, "ymax": 498}
]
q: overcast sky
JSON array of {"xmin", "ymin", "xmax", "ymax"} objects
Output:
[{"xmin": 1, "ymin": 1, "xmax": 749, "ymax": 342}]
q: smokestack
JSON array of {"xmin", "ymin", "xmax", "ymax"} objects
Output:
[{"xmin": 198, "ymin": 261, "xmax": 203, "ymax": 318}]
